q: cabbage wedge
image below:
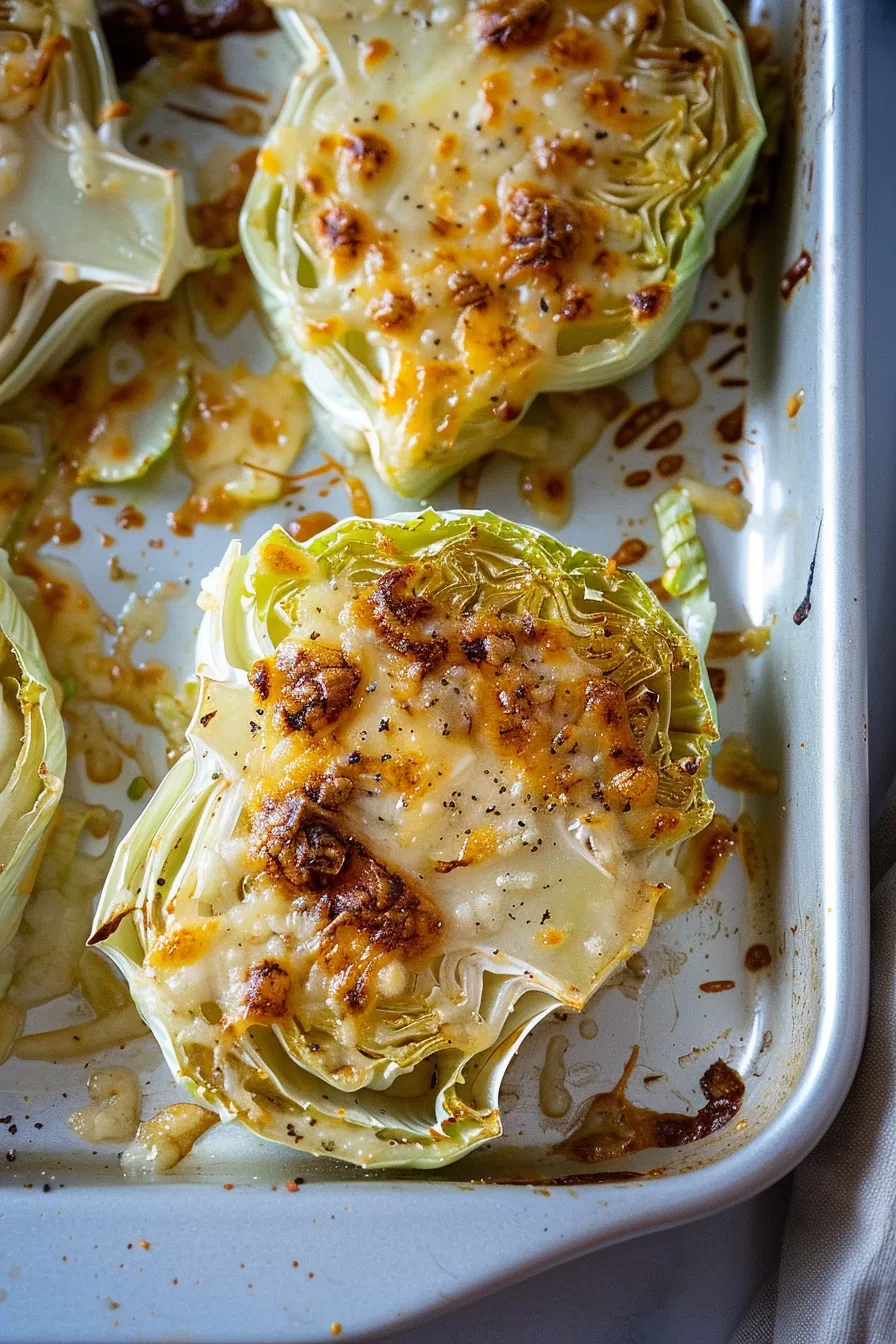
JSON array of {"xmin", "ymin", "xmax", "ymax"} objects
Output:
[
  {"xmin": 0, "ymin": 549, "xmax": 66, "ymax": 997},
  {"xmin": 242, "ymin": 0, "xmax": 765, "ymax": 496},
  {"xmin": 0, "ymin": 0, "xmax": 204, "ymax": 407},
  {"xmin": 92, "ymin": 511, "xmax": 716, "ymax": 1168}
]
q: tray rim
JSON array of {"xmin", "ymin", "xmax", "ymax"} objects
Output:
[{"xmin": 0, "ymin": 1, "xmax": 869, "ymax": 1339}]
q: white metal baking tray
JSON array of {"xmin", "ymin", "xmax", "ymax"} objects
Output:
[{"xmin": 0, "ymin": 1, "xmax": 867, "ymax": 1339}]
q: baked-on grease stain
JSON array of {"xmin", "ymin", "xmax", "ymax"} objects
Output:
[{"xmin": 557, "ymin": 1045, "xmax": 745, "ymax": 1164}]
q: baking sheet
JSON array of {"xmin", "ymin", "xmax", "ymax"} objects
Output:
[{"xmin": 0, "ymin": 1, "xmax": 868, "ymax": 1339}]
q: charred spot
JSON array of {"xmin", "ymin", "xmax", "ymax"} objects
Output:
[
  {"xmin": 447, "ymin": 270, "xmax": 493, "ymax": 310},
  {"xmin": 367, "ymin": 567, "xmax": 448, "ymax": 672},
  {"xmin": 252, "ymin": 796, "xmax": 442, "ymax": 987},
  {"xmin": 366, "ymin": 290, "xmax": 417, "ymax": 331},
  {"xmin": 629, "ymin": 284, "xmax": 671, "ymax": 324},
  {"xmin": 243, "ymin": 960, "xmax": 291, "ymax": 1022},
  {"xmin": 264, "ymin": 642, "xmax": 360, "ymax": 735},
  {"xmin": 87, "ymin": 906, "xmax": 133, "ymax": 946},
  {"xmin": 321, "ymin": 847, "xmax": 442, "ymax": 960},
  {"xmin": 461, "ymin": 624, "xmax": 517, "ymax": 666},
  {"xmin": 340, "ymin": 131, "xmax": 394, "ymax": 183},
  {"xmin": 460, "ymin": 637, "xmax": 488, "ymax": 663},
  {"xmin": 303, "ymin": 773, "xmax": 355, "ymax": 809},
  {"xmin": 503, "ymin": 186, "xmax": 581, "ymax": 277},
  {"xmin": 251, "ymin": 793, "xmax": 349, "ymax": 886},
  {"xmin": 315, "ymin": 202, "xmax": 369, "ymax": 265},
  {"xmin": 680, "ymin": 47, "xmax": 704, "ymax": 62},
  {"xmin": 476, "ymin": 0, "xmax": 552, "ymax": 51},
  {"xmin": 561, "ymin": 284, "xmax": 594, "ymax": 323},
  {"xmin": 248, "ymin": 661, "xmax": 270, "ymax": 702}
]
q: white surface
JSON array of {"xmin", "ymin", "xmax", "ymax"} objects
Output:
[{"xmin": 381, "ymin": 4, "xmax": 891, "ymax": 1340}]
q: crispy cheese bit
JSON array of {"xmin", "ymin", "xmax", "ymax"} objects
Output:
[
  {"xmin": 585, "ymin": 677, "xmax": 659, "ymax": 810},
  {"xmin": 366, "ymin": 566, "xmax": 448, "ymax": 670},
  {"xmin": 502, "ymin": 186, "xmax": 583, "ymax": 277},
  {"xmin": 476, "ymin": 0, "xmax": 553, "ymax": 51},
  {"xmin": 629, "ymin": 284, "xmax": 672, "ymax": 324},
  {"xmin": 367, "ymin": 290, "xmax": 416, "ymax": 331},
  {"xmin": 243, "ymin": 960, "xmax": 291, "ymax": 1022},
  {"xmin": 249, "ymin": 641, "xmax": 360, "ymax": 735},
  {"xmin": 315, "ymin": 202, "xmax": 370, "ymax": 269},
  {"xmin": 339, "ymin": 131, "xmax": 394, "ymax": 183},
  {"xmin": 447, "ymin": 270, "xmax": 492, "ymax": 310},
  {"xmin": 249, "ymin": 795, "xmax": 442, "ymax": 1011}
]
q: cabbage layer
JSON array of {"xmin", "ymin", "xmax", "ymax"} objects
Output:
[
  {"xmin": 0, "ymin": 0, "xmax": 204, "ymax": 406},
  {"xmin": 0, "ymin": 548, "xmax": 66, "ymax": 997},
  {"xmin": 92, "ymin": 511, "xmax": 716, "ymax": 1168},
  {"xmin": 242, "ymin": 0, "xmax": 765, "ymax": 495}
]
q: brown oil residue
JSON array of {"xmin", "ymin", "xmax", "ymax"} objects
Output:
[
  {"xmin": 557, "ymin": 1045, "xmax": 745, "ymax": 1164},
  {"xmin": 706, "ymin": 628, "xmax": 770, "ymax": 658},
  {"xmin": 715, "ymin": 404, "xmax": 745, "ymax": 444},
  {"xmin": 624, "ymin": 469, "xmax": 650, "ymax": 489},
  {"xmin": 458, "ymin": 456, "xmax": 487, "ymax": 509},
  {"xmin": 11, "ymin": 552, "xmax": 185, "ymax": 773},
  {"xmin": 787, "ymin": 389, "xmax": 805, "ymax": 419},
  {"xmin": 656, "ymin": 453, "xmax": 684, "ymax": 478},
  {"xmin": 188, "ymin": 147, "xmax": 258, "ymax": 250},
  {"xmin": 745, "ymin": 943, "xmax": 772, "ymax": 971},
  {"xmin": 345, "ymin": 473, "xmax": 372, "ymax": 518},
  {"xmin": 173, "ymin": 359, "xmax": 310, "ymax": 532},
  {"xmin": 287, "ymin": 511, "xmax": 338, "ymax": 542},
  {"xmin": 592, "ymin": 385, "xmax": 631, "ymax": 423},
  {"xmin": 188, "ymin": 256, "xmax": 256, "ymax": 340},
  {"xmin": 708, "ymin": 344, "xmax": 745, "ymax": 374},
  {"xmin": 614, "ymin": 399, "xmax": 669, "ymax": 449},
  {"xmin": 699, "ymin": 980, "xmax": 735, "ymax": 994},
  {"xmin": 116, "ymin": 503, "xmax": 145, "ymax": 530},
  {"xmin": 609, "ymin": 537, "xmax": 648, "ymax": 568},
  {"xmin": 519, "ymin": 461, "xmax": 572, "ymax": 527},
  {"xmin": 726, "ymin": 477, "xmax": 744, "ymax": 496},
  {"xmin": 780, "ymin": 249, "xmax": 812, "ymax": 300},
  {"xmin": 708, "ymin": 666, "xmax": 727, "ymax": 700},
  {"xmin": 677, "ymin": 814, "xmax": 737, "ymax": 902},
  {"xmin": 644, "ymin": 420, "xmax": 683, "ymax": 454}
]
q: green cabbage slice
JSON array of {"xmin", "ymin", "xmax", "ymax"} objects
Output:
[
  {"xmin": 0, "ymin": 548, "xmax": 66, "ymax": 998},
  {"xmin": 91, "ymin": 510, "xmax": 717, "ymax": 1168},
  {"xmin": 241, "ymin": 0, "xmax": 765, "ymax": 496},
  {"xmin": 0, "ymin": 0, "xmax": 205, "ymax": 408}
]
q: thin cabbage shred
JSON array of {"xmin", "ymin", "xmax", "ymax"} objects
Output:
[{"xmin": 654, "ymin": 485, "xmax": 718, "ymax": 726}]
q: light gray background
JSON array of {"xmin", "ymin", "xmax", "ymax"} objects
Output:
[{"xmin": 384, "ymin": 6, "xmax": 891, "ymax": 1340}]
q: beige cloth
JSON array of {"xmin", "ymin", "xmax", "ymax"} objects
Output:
[{"xmin": 732, "ymin": 796, "xmax": 895, "ymax": 1343}]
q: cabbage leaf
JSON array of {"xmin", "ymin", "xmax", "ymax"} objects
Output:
[
  {"xmin": 0, "ymin": 0, "xmax": 205, "ymax": 408},
  {"xmin": 0, "ymin": 548, "xmax": 66, "ymax": 998}
]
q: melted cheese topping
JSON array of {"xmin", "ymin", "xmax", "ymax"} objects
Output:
[
  {"xmin": 260, "ymin": 0, "xmax": 757, "ymax": 473},
  {"xmin": 133, "ymin": 559, "xmax": 704, "ymax": 1101}
]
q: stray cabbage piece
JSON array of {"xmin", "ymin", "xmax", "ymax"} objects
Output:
[
  {"xmin": 92, "ymin": 509, "xmax": 717, "ymax": 1169},
  {"xmin": 0, "ymin": 547, "xmax": 65, "ymax": 1001},
  {"xmin": 242, "ymin": 0, "xmax": 765, "ymax": 496},
  {"xmin": 121, "ymin": 1101, "xmax": 218, "ymax": 1173},
  {"xmin": 69, "ymin": 1065, "xmax": 141, "ymax": 1142},
  {"xmin": 0, "ymin": 0, "xmax": 205, "ymax": 408}
]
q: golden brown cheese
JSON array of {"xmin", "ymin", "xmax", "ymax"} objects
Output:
[{"xmin": 268, "ymin": 0, "xmax": 749, "ymax": 463}]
